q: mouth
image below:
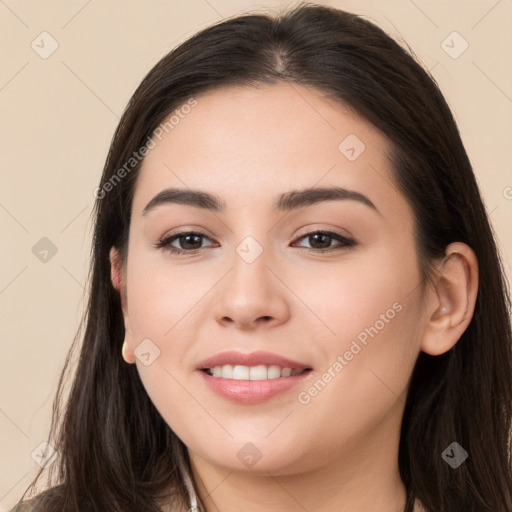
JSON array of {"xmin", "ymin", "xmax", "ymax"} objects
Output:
[
  {"xmin": 201, "ymin": 364, "xmax": 312, "ymax": 380},
  {"xmin": 196, "ymin": 351, "xmax": 314, "ymax": 404}
]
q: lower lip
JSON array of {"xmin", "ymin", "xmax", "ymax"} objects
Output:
[{"xmin": 198, "ymin": 370, "xmax": 312, "ymax": 404}]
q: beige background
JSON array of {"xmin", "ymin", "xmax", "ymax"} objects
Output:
[{"xmin": 0, "ymin": 0, "xmax": 511, "ymax": 509}]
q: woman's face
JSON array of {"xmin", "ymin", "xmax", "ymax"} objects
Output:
[{"xmin": 115, "ymin": 83, "xmax": 429, "ymax": 476}]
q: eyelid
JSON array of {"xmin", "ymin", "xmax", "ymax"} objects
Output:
[
  {"xmin": 293, "ymin": 224, "xmax": 355, "ymax": 242},
  {"xmin": 155, "ymin": 227, "xmax": 356, "ymax": 255},
  {"xmin": 292, "ymin": 230, "xmax": 355, "ymax": 249},
  {"xmin": 155, "ymin": 230, "xmax": 217, "ymax": 252}
]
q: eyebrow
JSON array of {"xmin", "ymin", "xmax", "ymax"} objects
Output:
[{"xmin": 142, "ymin": 186, "xmax": 380, "ymax": 216}]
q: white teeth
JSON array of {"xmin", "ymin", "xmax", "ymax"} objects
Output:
[
  {"xmin": 221, "ymin": 364, "xmax": 233, "ymax": 379},
  {"xmin": 267, "ymin": 365, "xmax": 281, "ymax": 379},
  {"xmin": 232, "ymin": 365, "xmax": 250, "ymax": 380},
  {"xmin": 207, "ymin": 364, "xmax": 305, "ymax": 380},
  {"xmin": 211, "ymin": 366, "xmax": 223, "ymax": 377},
  {"xmin": 281, "ymin": 367, "xmax": 292, "ymax": 377},
  {"xmin": 249, "ymin": 365, "xmax": 267, "ymax": 380}
]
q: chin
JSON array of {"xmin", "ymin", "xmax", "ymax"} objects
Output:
[{"xmin": 191, "ymin": 438, "xmax": 315, "ymax": 476}]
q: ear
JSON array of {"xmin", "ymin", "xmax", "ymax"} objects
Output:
[
  {"xmin": 420, "ymin": 242, "xmax": 479, "ymax": 356},
  {"xmin": 109, "ymin": 247, "xmax": 135, "ymax": 364}
]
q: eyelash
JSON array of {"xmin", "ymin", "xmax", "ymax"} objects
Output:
[{"xmin": 155, "ymin": 230, "xmax": 356, "ymax": 255}]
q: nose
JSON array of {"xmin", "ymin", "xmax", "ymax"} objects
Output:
[{"xmin": 212, "ymin": 239, "xmax": 290, "ymax": 330}]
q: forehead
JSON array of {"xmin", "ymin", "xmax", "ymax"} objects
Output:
[{"xmin": 132, "ymin": 83, "xmax": 405, "ymax": 218}]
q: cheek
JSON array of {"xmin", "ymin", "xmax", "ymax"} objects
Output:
[
  {"xmin": 305, "ymin": 239, "xmax": 422, "ymax": 349},
  {"xmin": 124, "ymin": 254, "xmax": 199, "ymax": 433},
  {"xmin": 125, "ymin": 245, "xmax": 205, "ymax": 341},
  {"xmin": 126, "ymin": 227, "xmax": 423, "ymax": 377},
  {"xmin": 124, "ymin": 246, "xmax": 220, "ymax": 409},
  {"xmin": 297, "ymin": 242, "xmax": 423, "ymax": 433},
  {"xmin": 119, "ymin": 230, "xmax": 426, "ymax": 470}
]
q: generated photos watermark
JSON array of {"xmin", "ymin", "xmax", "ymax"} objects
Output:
[
  {"xmin": 298, "ymin": 301, "xmax": 403, "ymax": 405},
  {"xmin": 93, "ymin": 97, "xmax": 198, "ymax": 200}
]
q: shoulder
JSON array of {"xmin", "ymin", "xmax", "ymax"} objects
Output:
[
  {"xmin": 9, "ymin": 501, "xmax": 38, "ymax": 512},
  {"xmin": 9, "ymin": 484, "xmax": 65, "ymax": 512},
  {"xmin": 414, "ymin": 499, "xmax": 427, "ymax": 512},
  {"xmin": 9, "ymin": 496, "xmax": 49, "ymax": 512}
]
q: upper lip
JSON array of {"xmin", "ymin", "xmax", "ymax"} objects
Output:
[{"xmin": 197, "ymin": 350, "xmax": 312, "ymax": 370}]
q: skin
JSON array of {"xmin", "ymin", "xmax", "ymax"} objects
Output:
[{"xmin": 110, "ymin": 82, "xmax": 478, "ymax": 512}]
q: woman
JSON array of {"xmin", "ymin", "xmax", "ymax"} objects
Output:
[{"xmin": 13, "ymin": 2, "xmax": 512, "ymax": 511}]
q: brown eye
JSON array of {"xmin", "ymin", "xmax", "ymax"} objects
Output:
[
  {"xmin": 155, "ymin": 229, "xmax": 355, "ymax": 256},
  {"xmin": 293, "ymin": 230, "xmax": 355, "ymax": 253},
  {"xmin": 155, "ymin": 231, "xmax": 214, "ymax": 254}
]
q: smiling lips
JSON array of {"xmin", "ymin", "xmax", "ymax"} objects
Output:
[
  {"xmin": 197, "ymin": 349, "xmax": 312, "ymax": 377},
  {"xmin": 197, "ymin": 350, "xmax": 313, "ymax": 404}
]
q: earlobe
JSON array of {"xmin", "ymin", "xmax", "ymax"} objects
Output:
[
  {"xmin": 420, "ymin": 242, "xmax": 479, "ymax": 356},
  {"xmin": 109, "ymin": 247, "xmax": 136, "ymax": 365},
  {"xmin": 122, "ymin": 338, "xmax": 136, "ymax": 364}
]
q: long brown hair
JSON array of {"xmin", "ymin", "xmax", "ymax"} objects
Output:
[{"xmin": 13, "ymin": 3, "xmax": 512, "ymax": 511}]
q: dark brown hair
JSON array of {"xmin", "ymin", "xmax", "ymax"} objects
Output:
[{"xmin": 13, "ymin": 3, "xmax": 512, "ymax": 511}]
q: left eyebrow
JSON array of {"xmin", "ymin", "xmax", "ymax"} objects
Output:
[{"xmin": 142, "ymin": 186, "xmax": 380, "ymax": 216}]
